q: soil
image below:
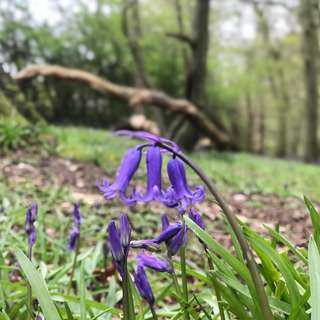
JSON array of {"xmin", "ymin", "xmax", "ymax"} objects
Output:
[{"xmin": 0, "ymin": 152, "xmax": 313, "ymax": 247}]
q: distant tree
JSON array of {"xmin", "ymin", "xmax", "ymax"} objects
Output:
[{"xmin": 299, "ymin": 0, "xmax": 319, "ymax": 161}]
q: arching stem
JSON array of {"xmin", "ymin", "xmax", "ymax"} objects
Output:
[{"xmin": 158, "ymin": 143, "xmax": 273, "ymax": 320}]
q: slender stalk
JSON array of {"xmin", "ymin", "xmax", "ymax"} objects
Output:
[
  {"xmin": 122, "ymin": 261, "xmax": 130, "ymax": 320},
  {"xmin": 204, "ymin": 247, "xmax": 225, "ymax": 320},
  {"xmin": 168, "ymin": 259, "xmax": 183, "ymax": 297},
  {"xmin": 27, "ymin": 247, "xmax": 33, "ymax": 320},
  {"xmin": 150, "ymin": 304, "xmax": 158, "ymax": 320},
  {"xmin": 180, "ymin": 245, "xmax": 190, "ymax": 320},
  {"xmin": 126, "ymin": 268, "xmax": 135, "ymax": 320},
  {"xmin": 67, "ymin": 238, "xmax": 80, "ymax": 295},
  {"xmin": 158, "ymin": 143, "xmax": 273, "ymax": 320}
]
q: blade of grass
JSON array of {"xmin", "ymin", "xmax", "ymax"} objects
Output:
[{"xmin": 15, "ymin": 249, "xmax": 62, "ymax": 320}]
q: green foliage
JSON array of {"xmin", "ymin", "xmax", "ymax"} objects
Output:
[
  {"xmin": 308, "ymin": 238, "xmax": 320, "ymax": 320},
  {"xmin": 0, "ymin": 117, "xmax": 54, "ymax": 153}
]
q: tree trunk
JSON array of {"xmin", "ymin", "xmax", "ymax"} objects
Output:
[
  {"xmin": 257, "ymin": 92, "xmax": 266, "ymax": 154},
  {"xmin": 252, "ymin": 2, "xmax": 291, "ymax": 157},
  {"xmin": 245, "ymin": 91, "xmax": 255, "ymax": 152},
  {"xmin": 122, "ymin": 0, "xmax": 163, "ymax": 131},
  {"xmin": 300, "ymin": 0, "xmax": 319, "ymax": 162},
  {"xmin": 174, "ymin": 0, "xmax": 211, "ymax": 150}
]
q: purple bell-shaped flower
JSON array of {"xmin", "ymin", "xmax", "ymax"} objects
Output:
[
  {"xmin": 97, "ymin": 147, "xmax": 142, "ymax": 205},
  {"xmin": 137, "ymin": 146, "xmax": 162, "ymax": 203},
  {"xmin": 162, "ymin": 158, "xmax": 205, "ymax": 208},
  {"xmin": 133, "ymin": 265, "xmax": 155, "ymax": 306}
]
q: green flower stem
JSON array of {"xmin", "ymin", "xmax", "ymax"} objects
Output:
[
  {"xmin": 168, "ymin": 259, "xmax": 182, "ymax": 297},
  {"xmin": 122, "ymin": 259, "xmax": 135, "ymax": 320},
  {"xmin": 122, "ymin": 261, "xmax": 130, "ymax": 320},
  {"xmin": 27, "ymin": 247, "xmax": 33, "ymax": 320},
  {"xmin": 150, "ymin": 304, "xmax": 158, "ymax": 320},
  {"xmin": 180, "ymin": 245, "xmax": 190, "ymax": 320},
  {"xmin": 67, "ymin": 237, "xmax": 80, "ymax": 295},
  {"xmin": 204, "ymin": 247, "xmax": 225, "ymax": 320},
  {"xmin": 158, "ymin": 143, "xmax": 273, "ymax": 320}
]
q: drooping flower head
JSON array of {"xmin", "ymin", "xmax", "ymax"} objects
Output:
[
  {"xmin": 68, "ymin": 203, "xmax": 82, "ymax": 251},
  {"xmin": 120, "ymin": 213, "xmax": 131, "ymax": 254},
  {"xmin": 162, "ymin": 158, "xmax": 205, "ymax": 209},
  {"xmin": 153, "ymin": 214, "xmax": 187, "ymax": 257},
  {"xmin": 107, "ymin": 214, "xmax": 132, "ymax": 277},
  {"xmin": 137, "ymin": 253, "xmax": 172, "ymax": 273},
  {"xmin": 107, "ymin": 219, "xmax": 125, "ymax": 276},
  {"xmin": 25, "ymin": 202, "xmax": 38, "ymax": 258},
  {"xmin": 137, "ymin": 146, "xmax": 162, "ymax": 203},
  {"xmin": 97, "ymin": 147, "xmax": 142, "ymax": 205},
  {"xmin": 133, "ymin": 265, "xmax": 155, "ymax": 306}
]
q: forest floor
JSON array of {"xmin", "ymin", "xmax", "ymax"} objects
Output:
[{"xmin": 1, "ymin": 125, "xmax": 318, "ymax": 249}]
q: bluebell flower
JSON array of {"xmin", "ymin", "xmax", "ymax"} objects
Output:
[
  {"xmin": 107, "ymin": 220, "xmax": 125, "ymax": 276},
  {"xmin": 137, "ymin": 253, "xmax": 172, "ymax": 273},
  {"xmin": 25, "ymin": 202, "xmax": 38, "ymax": 257},
  {"xmin": 162, "ymin": 158, "xmax": 205, "ymax": 208},
  {"xmin": 133, "ymin": 265, "xmax": 155, "ymax": 306},
  {"xmin": 167, "ymin": 224, "xmax": 187, "ymax": 257},
  {"xmin": 68, "ymin": 203, "xmax": 82, "ymax": 251},
  {"xmin": 120, "ymin": 213, "xmax": 131, "ymax": 254},
  {"xmin": 153, "ymin": 214, "xmax": 187, "ymax": 257},
  {"xmin": 97, "ymin": 147, "xmax": 142, "ymax": 205},
  {"xmin": 189, "ymin": 208, "xmax": 205, "ymax": 230},
  {"xmin": 137, "ymin": 146, "xmax": 162, "ymax": 202},
  {"xmin": 153, "ymin": 222, "xmax": 182, "ymax": 244}
]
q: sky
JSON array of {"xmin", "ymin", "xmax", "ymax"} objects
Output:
[{"xmin": 28, "ymin": 0, "xmax": 292, "ymax": 44}]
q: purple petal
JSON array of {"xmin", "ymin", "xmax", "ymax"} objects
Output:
[
  {"xmin": 97, "ymin": 148, "xmax": 142, "ymax": 204},
  {"xmin": 119, "ymin": 213, "xmax": 131, "ymax": 251},
  {"xmin": 25, "ymin": 203, "xmax": 38, "ymax": 247},
  {"xmin": 68, "ymin": 226, "xmax": 79, "ymax": 251},
  {"xmin": 164, "ymin": 159, "xmax": 205, "ymax": 207},
  {"xmin": 72, "ymin": 203, "xmax": 82, "ymax": 226},
  {"xmin": 153, "ymin": 222, "xmax": 182, "ymax": 244},
  {"xmin": 137, "ymin": 253, "xmax": 172, "ymax": 273},
  {"xmin": 107, "ymin": 220, "xmax": 123, "ymax": 263},
  {"xmin": 133, "ymin": 265, "xmax": 155, "ymax": 305},
  {"xmin": 189, "ymin": 208, "xmax": 205, "ymax": 230},
  {"xmin": 167, "ymin": 224, "xmax": 187, "ymax": 257},
  {"xmin": 137, "ymin": 146, "xmax": 162, "ymax": 202},
  {"xmin": 161, "ymin": 214, "xmax": 170, "ymax": 231}
]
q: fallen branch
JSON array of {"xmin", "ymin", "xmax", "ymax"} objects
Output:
[{"xmin": 15, "ymin": 64, "xmax": 232, "ymax": 145}]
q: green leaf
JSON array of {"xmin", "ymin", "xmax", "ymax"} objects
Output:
[
  {"xmin": 309, "ymin": 237, "xmax": 320, "ymax": 320},
  {"xmin": 15, "ymin": 249, "xmax": 62, "ymax": 320},
  {"xmin": 80, "ymin": 262, "xmax": 86, "ymax": 320},
  {"xmin": 304, "ymin": 196, "xmax": 320, "ymax": 250},
  {"xmin": 64, "ymin": 302, "xmax": 75, "ymax": 320},
  {"xmin": 245, "ymin": 231, "xmax": 308, "ymax": 319}
]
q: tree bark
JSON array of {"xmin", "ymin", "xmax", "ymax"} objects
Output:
[
  {"xmin": 15, "ymin": 64, "xmax": 234, "ymax": 148},
  {"xmin": 252, "ymin": 2, "xmax": 291, "ymax": 157},
  {"xmin": 122, "ymin": 0, "xmax": 150, "ymax": 88},
  {"xmin": 300, "ymin": 0, "xmax": 319, "ymax": 162},
  {"xmin": 174, "ymin": 0, "xmax": 211, "ymax": 150},
  {"xmin": 122, "ymin": 0, "xmax": 163, "ymax": 131}
]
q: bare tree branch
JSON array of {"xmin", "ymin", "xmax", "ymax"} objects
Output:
[
  {"xmin": 165, "ymin": 32, "xmax": 195, "ymax": 48},
  {"xmin": 15, "ymin": 64, "xmax": 233, "ymax": 146}
]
